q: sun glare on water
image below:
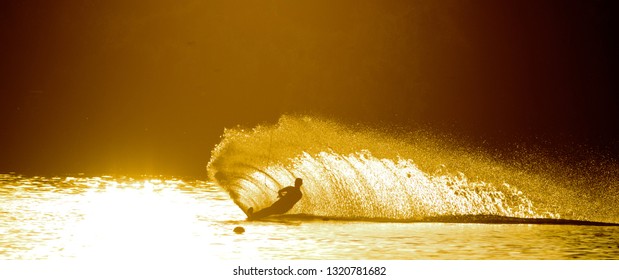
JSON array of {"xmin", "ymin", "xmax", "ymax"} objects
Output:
[
  {"xmin": 0, "ymin": 175, "xmax": 240, "ymax": 260},
  {"xmin": 64, "ymin": 180, "xmax": 197, "ymax": 260}
]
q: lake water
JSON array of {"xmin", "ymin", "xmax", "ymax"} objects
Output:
[{"xmin": 2, "ymin": 174, "xmax": 618, "ymax": 260}]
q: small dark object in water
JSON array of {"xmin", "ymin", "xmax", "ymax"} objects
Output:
[{"xmin": 233, "ymin": 226, "xmax": 245, "ymax": 234}]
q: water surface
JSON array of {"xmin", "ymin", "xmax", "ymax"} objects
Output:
[{"xmin": 2, "ymin": 174, "xmax": 618, "ymax": 260}]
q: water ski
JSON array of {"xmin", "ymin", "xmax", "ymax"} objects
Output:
[{"xmin": 246, "ymin": 194, "xmax": 300, "ymax": 220}]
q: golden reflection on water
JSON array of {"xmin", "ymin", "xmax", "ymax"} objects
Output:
[
  {"xmin": 2, "ymin": 174, "xmax": 619, "ymax": 260},
  {"xmin": 0, "ymin": 175, "xmax": 239, "ymax": 260}
]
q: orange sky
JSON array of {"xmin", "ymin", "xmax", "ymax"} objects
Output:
[{"xmin": 1, "ymin": 0, "xmax": 617, "ymax": 176}]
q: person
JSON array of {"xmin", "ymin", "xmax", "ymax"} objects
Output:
[{"xmin": 247, "ymin": 178, "xmax": 303, "ymax": 220}]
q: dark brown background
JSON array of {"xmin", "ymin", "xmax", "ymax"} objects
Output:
[{"xmin": 1, "ymin": 0, "xmax": 617, "ymax": 177}]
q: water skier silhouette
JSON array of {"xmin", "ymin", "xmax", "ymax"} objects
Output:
[{"xmin": 247, "ymin": 178, "xmax": 303, "ymax": 220}]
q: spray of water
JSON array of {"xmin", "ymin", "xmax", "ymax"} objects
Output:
[{"xmin": 207, "ymin": 115, "xmax": 617, "ymax": 223}]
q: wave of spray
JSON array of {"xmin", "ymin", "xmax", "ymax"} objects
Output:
[{"xmin": 207, "ymin": 115, "xmax": 565, "ymax": 221}]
